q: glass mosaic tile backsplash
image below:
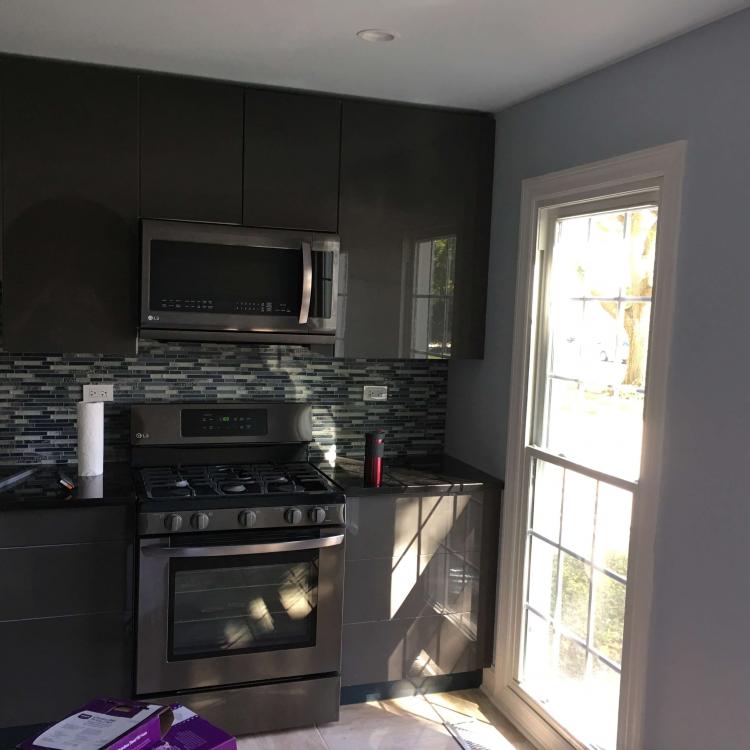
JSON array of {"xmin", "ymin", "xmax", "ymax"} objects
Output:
[{"xmin": 0, "ymin": 332, "xmax": 448, "ymax": 466}]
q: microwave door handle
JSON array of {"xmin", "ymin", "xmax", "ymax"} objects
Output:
[
  {"xmin": 142, "ymin": 531, "xmax": 344, "ymax": 558},
  {"xmin": 299, "ymin": 240, "xmax": 313, "ymax": 324}
]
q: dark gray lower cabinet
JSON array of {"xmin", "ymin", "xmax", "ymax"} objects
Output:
[
  {"xmin": 342, "ymin": 491, "xmax": 497, "ymax": 689},
  {"xmin": 0, "ymin": 507, "xmax": 134, "ymax": 729},
  {"xmin": 0, "ymin": 613, "xmax": 132, "ymax": 727}
]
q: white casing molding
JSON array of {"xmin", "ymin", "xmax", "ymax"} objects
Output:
[{"xmin": 485, "ymin": 141, "xmax": 686, "ymax": 750}]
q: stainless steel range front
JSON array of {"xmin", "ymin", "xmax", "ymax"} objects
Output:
[{"xmin": 132, "ymin": 403, "xmax": 345, "ymax": 736}]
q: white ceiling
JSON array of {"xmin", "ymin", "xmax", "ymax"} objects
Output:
[{"xmin": 0, "ymin": 0, "xmax": 747, "ymax": 111}]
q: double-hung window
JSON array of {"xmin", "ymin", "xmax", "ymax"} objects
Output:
[{"xmin": 492, "ymin": 144, "xmax": 685, "ymax": 750}]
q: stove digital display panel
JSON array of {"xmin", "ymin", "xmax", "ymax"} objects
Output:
[{"xmin": 181, "ymin": 408, "xmax": 269, "ymax": 437}]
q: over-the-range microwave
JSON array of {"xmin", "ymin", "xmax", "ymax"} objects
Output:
[{"xmin": 140, "ymin": 219, "xmax": 339, "ymax": 345}]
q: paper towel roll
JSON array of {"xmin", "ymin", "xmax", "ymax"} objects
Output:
[
  {"xmin": 78, "ymin": 473, "xmax": 104, "ymax": 499},
  {"xmin": 77, "ymin": 401, "xmax": 104, "ymax": 477}
]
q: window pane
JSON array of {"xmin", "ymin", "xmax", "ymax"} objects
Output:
[
  {"xmin": 523, "ymin": 610, "xmax": 553, "ymax": 687},
  {"xmin": 592, "ymin": 572, "xmax": 626, "ymax": 665},
  {"xmin": 530, "ymin": 460, "xmax": 564, "ymax": 541},
  {"xmin": 412, "ymin": 298, "xmax": 429, "ymax": 355},
  {"xmin": 560, "ymin": 554, "xmax": 590, "ymax": 640},
  {"xmin": 588, "ymin": 657, "xmax": 621, "ymax": 750},
  {"xmin": 430, "ymin": 237, "xmax": 454, "ymax": 295},
  {"xmin": 558, "ymin": 634, "xmax": 587, "ymax": 680},
  {"xmin": 560, "ymin": 469, "xmax": 596, "ymax": 559},
  {"xmin": 414, "ymin": 240, "xmax": 432, "ymax": 295},
  {"xmin": 527, "ymin": 537, "xmax": 558, "ymax": 618},
  {"xmin": 429, "ymin": 298, "xmax": 447, "ymax": 357},
  {"xmin": 550, "ymin": 300, "xmax": 584, "ymax": 379},
  {"xmin": 594, "ymin": 484, "xmax": 632, "ymax": 578}
]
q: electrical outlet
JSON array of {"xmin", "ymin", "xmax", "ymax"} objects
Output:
[
  {"xmin": 82, "ymin": 384, "xmax": 113, "ymax": 402},
  {"xmin": 363, "ymin": 385, "xmax": 388, "ymax": 402}
]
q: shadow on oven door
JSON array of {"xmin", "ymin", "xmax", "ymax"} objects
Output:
[{"xmin": 136, "ymin": 527, "xmax": 345, "ymax": 696}]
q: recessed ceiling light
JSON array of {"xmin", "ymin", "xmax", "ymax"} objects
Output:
[{"xmin": 356, "ymin": 29, "xmax": 397, "ymax": 43}]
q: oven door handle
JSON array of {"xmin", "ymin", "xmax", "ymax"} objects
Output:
[
  {"xmin": 299, "ymin": 239, "xmax": 313, "ymax": 325},
  {"xmin": 142, "ymin": 532, "xmax": 344, "ymax": 558}
]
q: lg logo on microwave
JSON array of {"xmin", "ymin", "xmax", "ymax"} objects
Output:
[
  {"xmin": 147, "ymin": 314, "xmax": 160, "ymax": 321},
  {"xmin": 135, "ymin": 432, "xmax": 150, "ymax": 440}
]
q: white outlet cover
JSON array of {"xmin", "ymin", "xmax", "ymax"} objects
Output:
[
  {"xmin": 82, "ymin": 384, "xmax": 114, "ymax": 402},
  {"xmin": 363, "ymin": 385, "xmax": 388, "ymax": 401}
]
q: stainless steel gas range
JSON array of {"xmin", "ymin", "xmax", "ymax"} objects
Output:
[{"xmin": 131, "ymin": 402, "xmax": 345, "ymax": 736}]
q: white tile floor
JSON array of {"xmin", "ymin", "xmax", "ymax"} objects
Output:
[{"xmin": 236, "ymin": 690, "xmax": 534, "ymax": 750}]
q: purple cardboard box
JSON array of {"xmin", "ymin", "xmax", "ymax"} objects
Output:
[
  {"xmin": 18, "ymin": 698, "xmax": 173, "ymax": 750},
  {"xmin": 150, "ymin": 706, "xmax": 236, "ymax": 750}
]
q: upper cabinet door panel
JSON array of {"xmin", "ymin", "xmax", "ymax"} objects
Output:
[
  {"xmin": 337, "ymin": 100, "xmax": 494, "ymax": 359},
  {"xmin": 2, "ymin": 58, "xmax": 139, "ymax": 354},
  {"xmin": 243, "ymin": 89, "xmax": 341, "ymax": 232},
  {"xmin": 140, "ymin": 75, "xmax": 243, "ymax": 224}
]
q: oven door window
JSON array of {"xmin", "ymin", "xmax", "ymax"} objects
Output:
[{"xmin": 168, "ymin": 550, "xmax": 318, "ymax": 660}]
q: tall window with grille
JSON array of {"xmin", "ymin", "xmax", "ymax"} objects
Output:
[
  {"xmin": 519, "ymin": 195, "xmax": 659, "ymax": 750},
  {"xmin": 410, "ymin": 236, "xmax": 456, "ymax": 358}
]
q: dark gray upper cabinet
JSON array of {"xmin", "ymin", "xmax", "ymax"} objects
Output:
[
  {"xmin": 1, "ymin": 57, "xmax": 138, "ymax": 354},
  {"xmin": 337, "ymin": 101, "xmax": 494, "ymax": 359},
  {"xmin": 140, "ymin": 75, "xmax": 244, "ymax": 224},
  {"xmin": 243, "ymin": 89, "xmax": 341, "ymax": 232}
]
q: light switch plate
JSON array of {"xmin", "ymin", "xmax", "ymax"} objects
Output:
[
  {"xmin": 363, "ymin": 385, "xmax": 388, "ymax": 402},
  {"xmin": 82, "ymin": 384, "xmax": 113, "ymax": 402}
]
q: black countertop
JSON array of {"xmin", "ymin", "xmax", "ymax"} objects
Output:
[
  {"xmin": 315, "ymin": 454, "xmax": 503, "ymax": 495},
  {"xmin": 0, "ymin": 454, "xmax": 502, "ymax": 510},
  {"xmin": 0, "ymin": 462, "xmax": 136, "ymax": 510}
]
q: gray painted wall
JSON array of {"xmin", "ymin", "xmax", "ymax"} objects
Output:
[{"xmin": 446, "ymin": 9, "xmax": 750, "ymax": 749}]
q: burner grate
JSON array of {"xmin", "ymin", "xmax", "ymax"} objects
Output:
[{"xmin": 137, "ymin": 461, "xmax": 334, "ymax": 501}]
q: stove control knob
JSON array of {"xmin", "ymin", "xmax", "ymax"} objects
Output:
[
  {"xmin": 309, "ymin": 507, "xmax": 326, "ymax": 524},
  {"xmin": 285, "ymin": 507, "xmax": 303, "ymax": 525},
  {"xmin": 191, "ymin": 512, "xmax": 210, "ymax": 531},
  {"xmin": 238, "ymin": 510, "xmax": 257, "ymax": 528},
  {"xmin": 164, "ymin": 513, "xmax": 183, "ymax": 532}
]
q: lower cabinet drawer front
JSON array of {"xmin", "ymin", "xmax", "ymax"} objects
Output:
[
  {"xmin": 0, "ymin": 507, "xmax": 131, "ymax": 547},
  {"xmin": 341, "ymin": 616, "xmax": 478, "ymax": 687},
  {"xmin": 344, "ymin": 553, "xmax": 479, "ymax": 625},
  {"xmin": 0, "ymin": 612, "xmax": 132, "ymax": 727},
  {"xmin": 0, "ymin": 542, "xmax": 130, "ymax": 620},
  {"xmin": 345, "ymin": 494, "xmax": 482, "ymax": 563}
]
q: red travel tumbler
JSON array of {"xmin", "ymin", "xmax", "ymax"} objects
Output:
[{"xmin": 363, "ymin": 430, "xmax": 385, "ymax": 488}]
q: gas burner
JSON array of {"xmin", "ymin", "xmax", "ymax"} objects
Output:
[{"xmin": 222, "ymin": 482, "xmax": 247, "ymax": 494}]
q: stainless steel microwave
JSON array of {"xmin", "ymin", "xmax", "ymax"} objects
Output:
[{"xmin": 140, "ymin": 220, "xmax": 339, "ymax": 345}]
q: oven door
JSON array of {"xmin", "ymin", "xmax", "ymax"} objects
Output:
[
  {"xmin": 140, "ymin": 219, "xmax": 339, "ymax": 335},
  {"xmin": 136, "ymin": 526, "xmax": 345, "ymax": 696}
]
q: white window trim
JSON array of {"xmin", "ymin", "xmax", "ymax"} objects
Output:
[{"xmin": 483, "ymin": 142, "xmax": 686, "ymax": 750}]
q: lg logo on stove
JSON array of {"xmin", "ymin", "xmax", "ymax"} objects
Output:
[{"xmin": 135, "ymin": 432, "xmax": 151, "ymax": 440}]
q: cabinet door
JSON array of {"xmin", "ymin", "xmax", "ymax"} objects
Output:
[
  {"xmin": 0, "ymin": 506, "xmax": 134, "ymax": 727},
  {"xmin": 342, "ymin": 493, "xmax": 484, "ymax": 687},
  {"xmin": 243, "ymin": 89, "xmax": 340, "ymax": 232},
  {"xmin": 338, "ymin": 101, "xmax": 494, "ymax": 359},
  {"xmin": 0, "ymin": 613, "xmax": 132, "ymax": 727},
  {"xmin": 140, "ymin": 75, "xmax": 243, "ymax": 223},
  {"xmin": 2, "ymin": 57, "xmax": 138, "ymax": 354}
]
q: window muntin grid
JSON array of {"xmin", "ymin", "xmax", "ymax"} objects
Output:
[
  {"xmin": 532, "ymin": 204, "xmax": 659, "ymax": 481},
  {"xmin": 521, "ymin": 458, "xmax": 631, "ymax": 750}
]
